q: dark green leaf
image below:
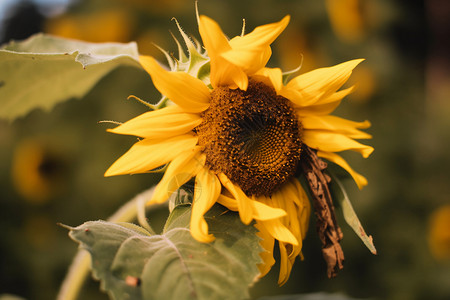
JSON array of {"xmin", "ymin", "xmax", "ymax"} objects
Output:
[{"xmin": 68, "ymin": 203, "xmax": 262, "ymax": 300}]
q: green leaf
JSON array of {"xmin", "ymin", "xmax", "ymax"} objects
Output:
[
  {"xmin": 68, "ymin": 203, "xmax": 262, "ymax": 300},
  {"xmin": 0, "ymin": 33, "xmax": 141, "ymax": 121},
  {"xmin": 329, "ymin": 174, "xmax": 377, "ymax": 255}
]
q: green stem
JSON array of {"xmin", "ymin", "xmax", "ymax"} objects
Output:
[{"xmin": 57, "ymin": 187, "xmax": 157, "ymax": 300}]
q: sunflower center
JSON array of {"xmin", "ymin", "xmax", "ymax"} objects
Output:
[{"xmin": 197, "ymin": 80, "xmax": 302, "ymax": 197}]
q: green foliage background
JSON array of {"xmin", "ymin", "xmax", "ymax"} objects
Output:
[{"xmin": 1, "ymin": 0, "xmax": 448, "ymax": 299}]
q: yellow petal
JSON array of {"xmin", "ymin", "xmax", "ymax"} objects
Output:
[
  {"xmin": 253, "ymin": 67, "xmax": 283, "ymax": 92},
  {"xmin": 211, "ymin": 58, "xmax": 249, "ymax": 90},
  {"xmin": 281, "ymin": 59, "xmax": 363, "ymax": 107},
  {"xmin": 291, "ymin": 179, "xmax": 311, "ymax": 238},
  {"xmin": 295, "ymin": 86, "xmax": 354, "ymax": 116},
  {"xmin": 217, "ymin": 194, "xmax": 287, "ymax": 221},
  {"xmin": 108, "ymin": 105, "xmax": 202, "ymax": 139},
  {"xmin": 276, "ymin": 183, "xmax": 301, "ymax": 239},
  {"xmin": 317, "ymin": 150, "xmax": 368, "ymax": 189},
  {"xmin": 229, "ymin": 16, "xmax": 290, "ymax": 50},
  {"xmin": 216, "ymin": 194, "xmax": 239, "ymax": 210},
  {"xmin": 104, "ymin": 134, "xmax": 198, "ymax": 176},
  {"xmin": 223, "ymin": 16, "xmax": 290, "ymax": 73},
  {"xmin": 259, "ymin": 218, "xmax": 299, "ymax": 246},
  {"xmin": 139, "ymin": 55, "xmax": 210, "ymax": 113},
  {"xmin": 278, "ymin": 242, "xmax": 293, "ymax": 285},
  {"xmin": 198, "ymin": 15, "xmax": 248, "ymax": 89},
  {"xmin": 190, "ymin": 168, "xmax": 221, "ymax": 243},
  {"xmin": 150, "ymin": 148, "xmax": 205, "ymax": 205},
  {"xmin": 255, "ymin": 221, "xmax": 276, "ymax": 277},
  {"xmin": 218, "ymin": 173, "xmax": 254, "ymax": 224},
  {"xmin": 301, "ymin": 115, "xmax": 372, "ymax": 139},
  {"xmin": 303, "ymin": 129, "xmax": 374, "ymax": 158},
  {"xmin": 198, "ymin": 15, "xmax": 231, "ymax": 57}
]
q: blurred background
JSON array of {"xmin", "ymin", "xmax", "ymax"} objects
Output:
[{"xmin": 0, "ymin": 0, "xmax": 448, "ymax": 299}]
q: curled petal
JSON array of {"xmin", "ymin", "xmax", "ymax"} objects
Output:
[
  {"xmin": 223, "ymin": 16, "xmax": 290, "ymax": 73},
  {"xmin": 229, "ymin": 15, "xmax": 290, "ymax": 51},
  {"xmin": 317, "ymin": 150, "xmax": 368, "ymax": 189},
  {"xmin": 198, "ymin": 15, "xmax": 248, "ymax": 89},
  {"xmin": 281, "ymin": 59, "xmax": 364, "ymax": 107},
  {"xmin": 303, "ymin": 129, "xmax": 374, "ymax": 158},
  {"xmin": 190, "ymin": 168, "xmax": 221, "ymax": 243},
  {"xmin": 139, "ymin": 56, "xmax": 210, "ymax": 113},
  {"xmin": 278, "ymin": 242, "xmax": 294, "ymax": 285},
  {"xmin": 108, "ymin": 105, "xmax": 202, "ymax": 139},
  {"xmin": 198, "ymin": 15, "xmax": 231, "ymax": 57},
  {"xmin": 150, "ymin": 148, "xmax": 205, "ymax": 205},
  {"xmin": 218, "ymin": 173, "xmax": 253, "ymax": 224},
  {"xmin": 104, "ymin": 134, "xmax": 198, "ymax": 176},
  {"xmin": 258, "ymin": 218, "xmax": 299, "ymax": 246}
]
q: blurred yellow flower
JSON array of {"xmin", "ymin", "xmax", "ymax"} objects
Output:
[
  {"xmin": 45, "ymin": 9, "xmax": 134, "ymax": 43},
  {"xmin": 11, "ymin": 139, "xmax": 67, "ymax": 204},
  {"xmin": 105, "ymin": 13, "xmax": 373, "ymax": 283},
  {"xmin": 429, "ymin": 205, "xmax": 450, "ymax": 260},
  {"xmin": 325, "ymin": 0, "xmax": 365, "ymax": 43}
]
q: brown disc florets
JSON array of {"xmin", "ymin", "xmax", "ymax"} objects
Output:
[{"xmin": 196, "ymin": 80, "xmax": 302, "ymax": 197}]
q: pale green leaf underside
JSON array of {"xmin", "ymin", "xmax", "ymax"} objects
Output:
[
  {"xmin": 0, "ymin": 33, "xmax": 141, "ymax": 121},
  {"xmin": 68, "ymin": 204, "xmax": 262, "ymax": 300},
  {"xmin": 330, "ymin": 175, "xmax": 377, "ymax": 255}
]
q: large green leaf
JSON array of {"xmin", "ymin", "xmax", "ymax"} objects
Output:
[
  {"xmin": 68, "ymin": 203, "xmax": 262, "ymax": 300},
  {"xmin": 0, "ymin": 33, "xmax": 141, "ymax": 121}
]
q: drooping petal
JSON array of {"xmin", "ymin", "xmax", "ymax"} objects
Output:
[
  {"xmin": 303, "ymin": 129, "xmax": 374, "ymax": 158},
  {"xmin": 295, "ymin": 86, "xmax": 355, "ymax": 116},
  {"xmin": 291, "ymin": 179, "xmax": 311, "ymax": 239},
  {"xmin": 281, "ymin": 59, "xmax": 364, "ymax": 107},
  {"xmin": 317, "ymin": 150, "xmax": 368, "ymax": 189},
  {"xmin": 104, "ymin": 134, "xmax": 198, "ymax": 176},
  {"xmin": 190, "ymin": 167, "xmax": 221, "ymax": 243},
  {"xmin": 198, "ymin": 15, "xmax": 248, "ymax": 89},
  {"xmin": 276, "ymin": 182, "xmax": 301, "ymax": 240},
  {"xmin": 217, "ymin": 194, "xmax": 287, "ymax": 221},
  {"xmin": 223, "ymin": 16, "xmax": 290, "ymax": 73},
  {"xmin": 108, "ymin": 105, "xmax": 202, "ymax": 139},
  {"xmin": 278, "ymin": 242, "xmax": 293, "ymax": 285},
  {"xmin": 150, "ymin": 148, "xmax": 205, "ymax": 205},
  {"xmin": 139, "ymin": 55, "xmax": 210, "ymax": 113},
  {"xmin": 255, "ymin": 221, "xmax": 276, "ymax": 277},
  {"xmin": 218, "ymin": 173, "xmax": 254, "ymax": 224},
  {"xmin": 258, "ymin": 217, "xmax": 299, "ymax": 246},
  {"xmin": 253, "ymin": 67, "xmax": 283, "ymax": 93},
  {"xmin": 301, "ymin": 115, "xmax": 372, "ymax": 139}
]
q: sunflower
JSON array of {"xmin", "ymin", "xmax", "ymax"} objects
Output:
[{"xmin": 105, "ymin": 13, "xmax": 373, "ymax": 284}]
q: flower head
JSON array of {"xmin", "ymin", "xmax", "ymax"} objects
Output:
[{"xmin": 105, "ymin": 12, "xmax": 373, "ymax": 283}]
